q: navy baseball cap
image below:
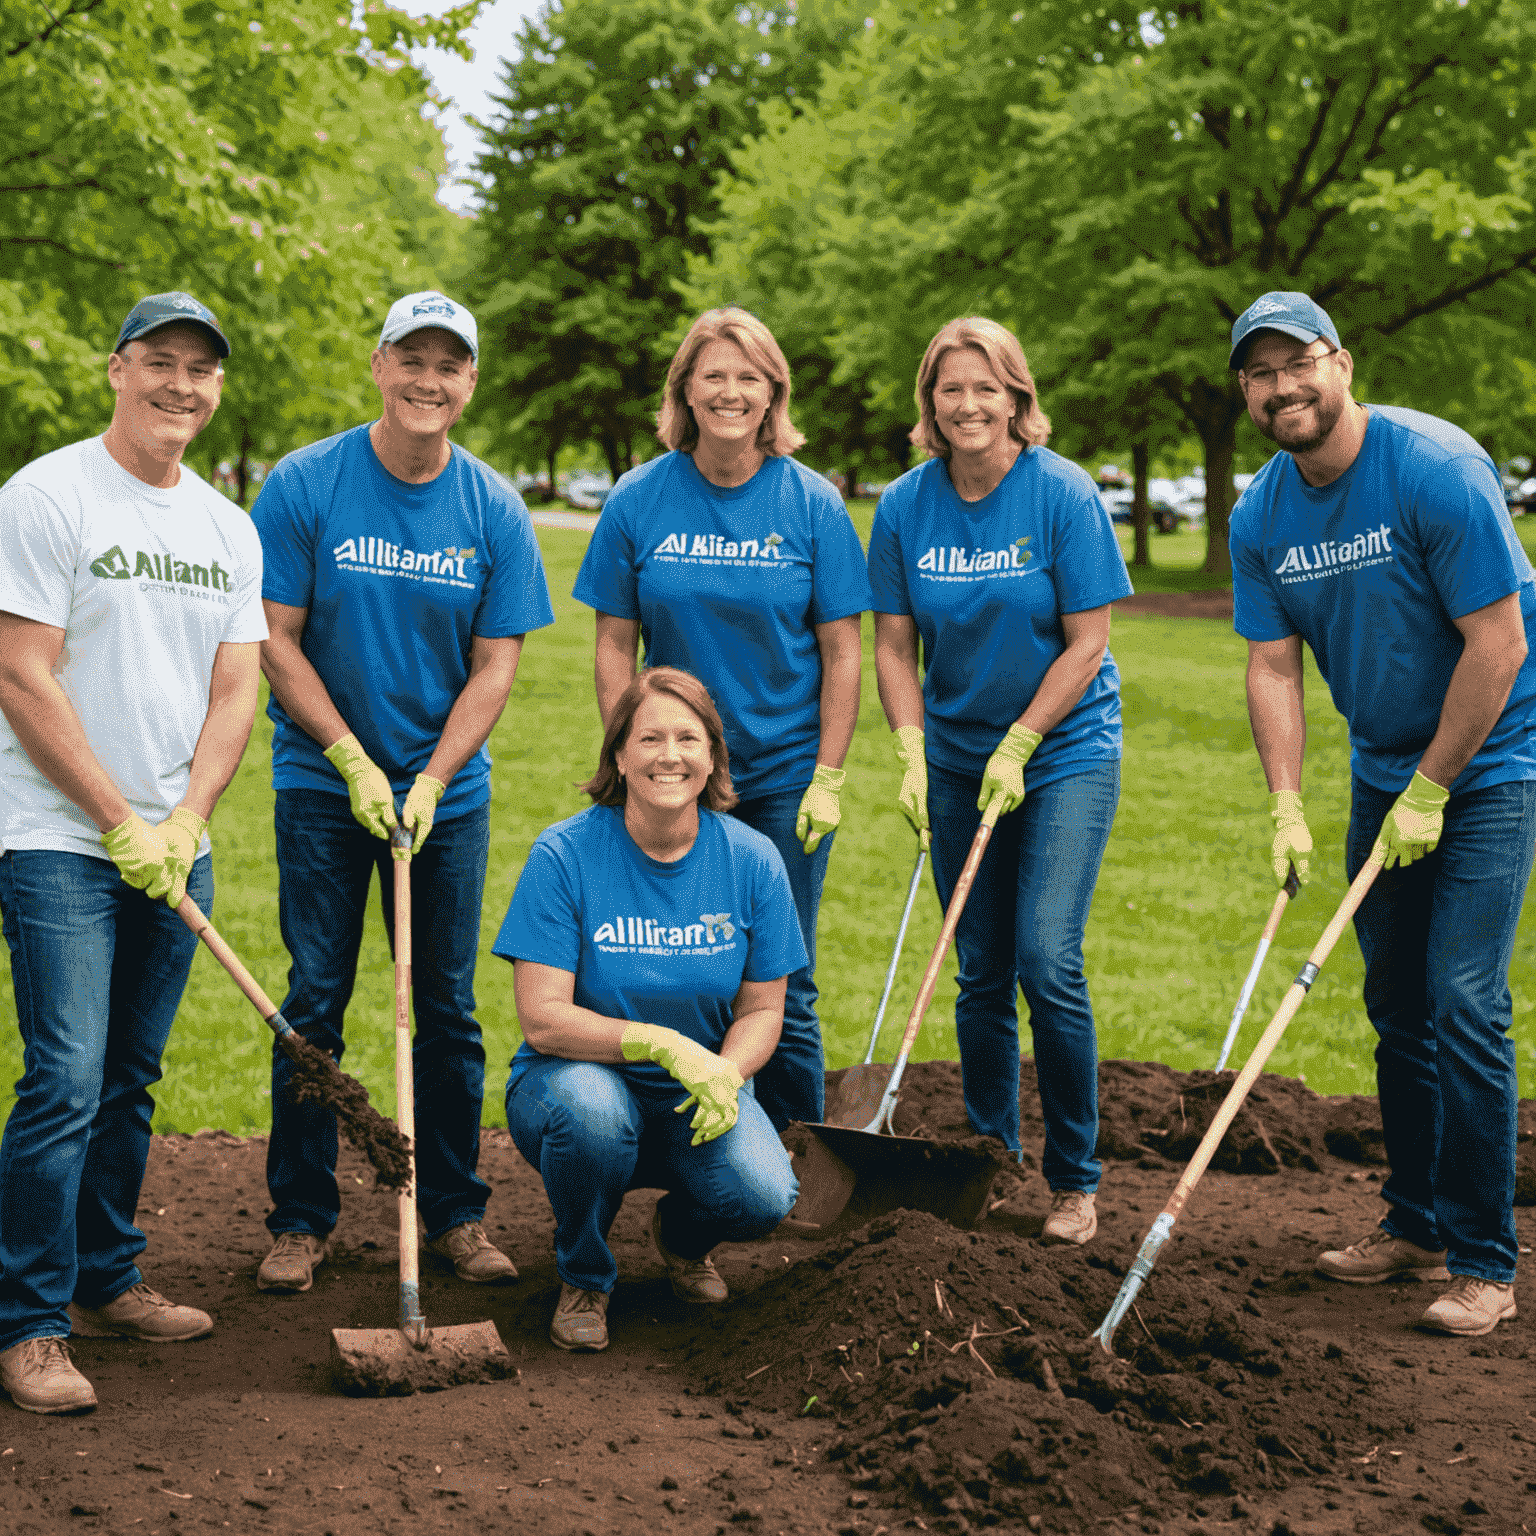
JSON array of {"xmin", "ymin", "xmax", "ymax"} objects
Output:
[
  {"xmin": 115, "ymin": 292, "xmax": 231, "ymax": 359},
  {"xmin": 1229, "ymin": 292, "xmax": 1339, "ymax": 370}
]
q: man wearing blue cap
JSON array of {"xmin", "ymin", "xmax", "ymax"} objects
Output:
[
  {"xmin": 1228, "ymin": 291, "xmax": 1536, "ymax": 1337},
  {"xmin": 250, "ymin": 291, "xmax": 554, "ymax": 1295},
  {"xmin": 0, "ymin": 293, "xmax": 266, "ymax": 1413}
]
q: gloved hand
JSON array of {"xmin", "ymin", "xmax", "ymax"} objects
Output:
[
  {"xmin": 621, "ymin": 1023, "xmax": 744, "ymax": 1146},
  {"xmin": 323, "ymin": 733, "xmax": 397, "ymax": 839},
  {"xmin": 1268, "ymin": 789, "xmax": 1312, "ymax": 887},
  {"xmin": 398, "ymin": 772, "xmax": 446, "ymax": 859},
  {"xmin": 102, "ymin": 813, "xmax": 173, "ymax": 900},
  {"xmin": 794, "ymin": 764, "xmax": 845, "ymax": 855},
  {"xmin": 159, "ymin": 805, "xmax": 207, "ymax": 907},
  {"xmin": 893, "ymin": 726, "xmax": 930, "ymax": 850},
  {"xmin": 978, "ymin": 723, "xmax": 1042, "ymax": 818},
  {"xmin": 1381, "ymin": 770, "xmax": 1449, "ymax": 869}
]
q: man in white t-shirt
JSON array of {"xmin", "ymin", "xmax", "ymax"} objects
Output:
[{"xmin": 0, "ymin": 292, "xmax": 267, "ymax": 1416}]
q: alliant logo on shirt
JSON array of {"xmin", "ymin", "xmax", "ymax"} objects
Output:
[
  {"xmin": 650, "ymin": 530, "xmax": 787, "ymax": 566},
  {"xmin": 593, "ymin": 910, "xmax": 738, "ymax": 955},
  {"xmin": 916, "ymin": 536, "xmax": 1034, "ymax": 581},
  {"xmin": 333, "ymin": 536, "xmax": 477, "ymax": 587},
  {"xmin": 90, "ymin": 544, "xmax": 235, "ymax": 595},
  {"xmin": 1273, "ymin": 524, "xmax": 1393, "ymax": 583}
]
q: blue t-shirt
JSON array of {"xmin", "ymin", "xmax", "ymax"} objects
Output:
[
  {"xmin": 494, "ymin": 804, "xmax": 808, "ymax": 1102},
  {"xmin": 868, "ymin": 450, "xmax": 1134, "ymax": 783},
  {"xmin": 252, "ymin": 425, "xmax": 555, "ymax": 820},
  {"xmin": 571, "ymin": 451, "xmax": 873, "ymax": 798},
  {"xmin": 1230, "ymin": 405, "xmax": 1536, "ymax": 795}
]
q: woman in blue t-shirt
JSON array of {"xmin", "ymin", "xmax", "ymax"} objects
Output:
[
  {"xmin": 573, "ymin": 307, "xmax": 873, "ymax": 1133},
  {"xmin": 869, "ymin": 317, "xmax": 1133, "ymax": 1247},
  {"xmin": 493, "ymin": 667, "xmax": 805, "ymax": 1352}
]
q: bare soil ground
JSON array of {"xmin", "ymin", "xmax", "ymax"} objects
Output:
[
  {"xmin": 1113, "ymin": 591, "xmax": 1235, "ymax": 620},
  {"xmin": 2, "ymin": 1058, "xmax": 1533, "ymax": 1536}
]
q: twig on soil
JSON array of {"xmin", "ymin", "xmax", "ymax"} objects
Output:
[
  {"xmin": 1132, "ymin": 1304, "xmax": 1156, "ymax": 1343},
  {"xmin": 944, "ymin": 1320, "xmax": 1023, "ymax": 1379},
  {"xmin": 933, "ymin": 1280, "xmax": 954, "ymax": 1318},
  {"xmin": 744, "ymin": 1364, "xmax": 771, "ymax": 1381},
  {"xmin": 997, "ymin": 1302, "xmax": 1030, "ymax": 1331},
  {"xmin": 1276, "ymin": 1437, "xmax": 1307, "ymax": 1464},
  {"xmin": 1179, "ymin": 1094, "xmax": 1187, "ymax": 1129}
]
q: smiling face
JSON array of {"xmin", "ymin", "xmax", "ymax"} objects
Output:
[
  {"xmin": 1241, "ymin": 331, "xmax": 1354, "ymax": 455},
  {"xmin": 932, "ymin": 345, "xmax": 1017, "ymax": 460},
  {"xmin": 614, "ymin": 693, "xmax": 714, "ymax": 817},
  {"xmin": 683, "ymin": 338, "xmax": 772, "ymax": 455},
  {"xmin": 371, "ymin": 328, "xmax": 477, "ymax": 445},
  {"xmin": 105, "ymin": 324, "xmax": 223, "ymax": 471}
]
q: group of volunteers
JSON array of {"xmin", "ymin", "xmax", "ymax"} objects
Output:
[{"xmin": 0, "ymin": 276, "xmax": 1529, "ymax": 1418}]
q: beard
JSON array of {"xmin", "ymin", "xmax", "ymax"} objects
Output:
[{"xmin": 1255, "ymin": 389, "xmax": 1348, "ymax": 454}]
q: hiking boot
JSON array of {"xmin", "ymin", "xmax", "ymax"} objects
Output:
[
  {"xmin": 70, "ymin": 1283, "xmax": 212, "ymax": 1342},
  {"xmin": 550, "ymin": 1283, "xmax": 609, "ymax": 1352},
  {"xmin": 425, "ymin": 1222, "xmax": 518, "ymax": 1284},
  {"xmin": 0, "ymin": 1337, "xmax": 96, "ymax": 1415},
  {"xmin": 257, "ymin": 1232, "xmax": 330, "ymax": 1293},
  {"xmin": 1316, "ymin": 1227, "xmax": 1450, "ymax": 1285},
  {"xmin": 1042, "ymin": 1190, "xmax": 1097, "ymax": 1246},
  {"xmin": 1418, "ymin": 1277, "xmax": 1517, "ymax": 1337},
  {"xmin": 651, "ymin": 1205, "xmax": 727, "ymax": 1303}
]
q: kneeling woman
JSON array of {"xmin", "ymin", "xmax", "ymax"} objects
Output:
[{"xmin": 493, "ymin": 667, "xmax": 805, "ymax": 1352}]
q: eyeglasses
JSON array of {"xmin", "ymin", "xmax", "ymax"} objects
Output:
[{"xmin": 1240, "ymin": 347, "xmax": 1338, "ymax": 391}]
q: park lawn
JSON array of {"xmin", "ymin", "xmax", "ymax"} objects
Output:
[{"xmin": 2, "ymin": 507, "xmax": 1534, "ymax": 1134}]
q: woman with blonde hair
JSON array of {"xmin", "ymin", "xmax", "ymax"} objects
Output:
[
  {"xmin": 573, "ymin": 306, "xmax": 872, "ymax": 1131},
  {"xmin": 869, "ymin": 316, "xmax": 1132, "ymax": 1245}
]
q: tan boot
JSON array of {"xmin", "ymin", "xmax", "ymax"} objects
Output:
[
  {"xmin": 1042, "ymin": 1190, "xmax": 1097, "ymax": 1246},
  {"xmin": 1316, "ymin": 1227, "xmax": 1449, "ymax": 1285},
  {"xmin": 0, "ymin": 1338, "xmax": 97, "ymax": 1415},
  {"xmin": 70, "ymin": 1282, "xmax": 212, "ymax": 1342},
  {"xmin": 1418, "ymin": 1277, "xmax": 1517, "ymax": 1337},
  {"xmin": 550, "ymin": 1284, "xmax": 609, "ymax": 1352},
  {"xmin": 425, "ymin": 1222, "xmax": 518, "ymax": 1284},
  {"xmin": 257, "ymin": 1232, "xmax": 331, "ymax": 1293},
  {"xmin": 651, "ymin": 1205, "xmax": 727, "ymax": 1303}
]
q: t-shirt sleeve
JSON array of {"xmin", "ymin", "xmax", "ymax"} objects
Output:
[
  {"xmin": 1051, "ymin": 476, "xmax": 1134, "ymax": 613},
  {"xmin": 808, "ymin": 486, "xmax": 874, "ymax": 624},
  {"xmin": 249, "ymin": 459, "xmax": 316, "ymax": 610},
  {"xmin": 0, "ymin": 479, "xmax": 77, "ymax": 627},
  {"xmin": 743, "ymin": 842, "xmax": 810, "ymax": 982},
  {"xmin": 491, "ymin": 838, "xmax": 582, "ymax": 971},
  {"xmin": 1230, "ymin": 494, "xmax": 1296, "ymax": 642},
  {"xmin": 867, "ymin": 492, "xmax": 911, "ymax": 617},
  {"xmin": 572, "ymin": 488, "xmax": 640, "ymax": 620},
  {"xmin": 221, "ymin": 514, "xmax": 269, "ymax": 644},
  {"xmin": 475, "ymin": 491, "xmax": 556, "ymax": 638},
  {"xmin": 1412, "ymin": 455, "xmax": 1529, "ymax": 620}
]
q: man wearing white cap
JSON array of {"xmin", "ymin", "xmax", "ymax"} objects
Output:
[
  {"xmin": 1228, "ymin": 291, "xmax": 1536, "ymax": 1338},
  {"xmin": 250, "ymin": 292, "xmax": 554, "ymax": 1294}
]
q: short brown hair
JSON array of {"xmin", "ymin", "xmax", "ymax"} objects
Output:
[
  {"xmin": 656, "ymin": 307, "xmax": 806, "ymax": 456},
  {"xmin": 910, "ymin": 316, "xmax": 1051, "ymax": 460},
  {"xmin": 580, "ymin": 667, "xmax": 738, "ymax": 812}
]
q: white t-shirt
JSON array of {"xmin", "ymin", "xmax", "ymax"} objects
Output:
[{"xmin": 0, "ymin": 436, "xmax": 268, "ymax": 859}]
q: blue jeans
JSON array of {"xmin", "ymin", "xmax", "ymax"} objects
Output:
[
  {"xmin": 0, "ymin": 849, "xmax": 213, "ymax": 1351},
  {"xmin": 731, "ymin": 785, "xmax": 831, "ymax": 1129},
  {"xmin": 266, "ymin": 790, "xmax": 491, "ymax": 1242},
  {"xmin": 506, "ymin": 1057, "xmax": 798, "ymax": 1294},
  {"xmin": 1347, "ymin": 774, "xmax": 1536, "ymax": 1284},
  {"xmin": 927, "ymin": 760, "xmax": 1119, "ymax": 1183}
]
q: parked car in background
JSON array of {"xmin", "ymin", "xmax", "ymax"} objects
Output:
[
  {"xmin": 562, "ymin": 471, "xmax": 612, "ymax": 510},
  {"xmin": 1501, "ymin": 456, "xmax": 1535, "ymax": 515}
]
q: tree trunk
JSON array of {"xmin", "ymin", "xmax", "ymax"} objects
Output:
[
  {"xmin": 1130, "ymin": 440, "xmax": 1151, "ymax": 568},
  {"xmin": 545, "ymin": 441, "xmax": 559, "ymax": 503},
  {"xmin": 234, "ymin": 418, "xmax": 253, "ymax": 509},
  {"xmin": 1188, "ymin": 378, "xmax": 1245, "ymax": 577}
]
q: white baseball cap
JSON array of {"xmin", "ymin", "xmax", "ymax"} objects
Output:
[{"xmin": 378, "ymin": 290, "xmax": 479, "ymax": 361}]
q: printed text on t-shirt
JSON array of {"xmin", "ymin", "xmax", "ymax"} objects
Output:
[
  {"xmin": 1274, "ymin": 523, "xmax": 1393, "ymax": 583},
  {"xmin": 916, "ymin": 536, "xmax": 1036, "ymax": 581},
  {"xmin": 593, "ymin": 910, "xmax": 739, "ymax": 956},
  {"xmin": 332, "ymin": 536, "xmax": 477, "ymax": 589},
  {"xmin": 650, "ymin": 531, "xmax": 788, "ymax": 567}
]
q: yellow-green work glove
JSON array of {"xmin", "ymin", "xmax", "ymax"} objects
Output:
[
  {"xmin": 621, "ymin": 1023, "xmax": 744, "ymax": 1146},
  {"xmin": 323, "ymin": 733, "xmax": 397, "ymax": 839},
  {"xmin": 893, "ymin": 726, "xmax": 930, "ymax": 850},
  {"xmin": 978, "ymin": 723, "xmax": 1042, "ymax": 818},
  {"xmin": 159, "ymin": 806, "xmax": 207, "ymax": 907},
  {"xmin": 398, "ymin": 772, "xmax": 446, "ymax": 859},
  {"xmin": 794, "ymin": 764, "xmax": 845, "ymax": 855},
  {"xmin": 102, "ymin": 814, "xmax": 173, "ymax": 900},
  {"xmin": 1381, "ymin": 770, "xmax": 1449, "ymax": 869},
  {"xmin": 1268, "ymin": 789, "xmax": 1312, "ymax": 887}
]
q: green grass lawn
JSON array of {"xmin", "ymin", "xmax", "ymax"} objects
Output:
[{"xmin": 2, "ymin": 503, "xmax": 1533, "ymax": 1134}]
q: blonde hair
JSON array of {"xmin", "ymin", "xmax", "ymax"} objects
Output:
[
  {"xmin": 910, "ymin": 316, "xmax": 1051, "ymax": 460},
  {"xmin": 656, "ymin": 307, "xmax": 806, "ymax": 456}
]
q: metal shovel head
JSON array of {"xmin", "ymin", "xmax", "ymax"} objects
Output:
[
  {"xmin": 780, "ymin": 1121, "xmax": 1002, "ymax": 1237},
  {"xmin": 820, "ymin": 1062, "xmax": 893, "ymax": 1129},
  {"xmin": 330, "ymin": 1319, "xmax": 512, "ymax": 1396}
]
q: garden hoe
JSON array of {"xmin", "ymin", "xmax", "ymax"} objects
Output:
[
  {"xmin": 1214, "ymin": 862, "xmax": 1301, "ymax": 1071},
  {"xmin": 330, "ymin": 828, "xmax": 510, "ymax": 1394}
]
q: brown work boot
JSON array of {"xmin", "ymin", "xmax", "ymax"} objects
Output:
[
  {"xmin": 0, "ymin": 1337, "xmax": 96, "ymax": 1415},
  {"xmin": 1316, "ymin": 1226, "xmax": 1450, "ymax": 1285},
  {"xmin": 426, "ymin": 1222, "xmax": 518, "ymax": 1284},
  {"xmin": 1042, "ymin": 1190, "xmax": 1097, "ymax": 1246},
  {"xmin": 1418, "ymin": 1277, "xmax": 1517, "ymax": 1336},
  {"xmin": 651, "ymin": 1205, "xmax": 727, "ymax": 1303},
  {"xmin": 257, "ymin": 1232, "xmax": 330, "ymax": 1293},
  {"xmin": 550, "ymin": 1283, "xmax": 609, "ymax": 1352},
  {"xmin": 70, "ymin": 1283, "xmax": 213, "ymax": 1342}
]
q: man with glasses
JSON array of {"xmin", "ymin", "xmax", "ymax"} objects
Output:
[{"xmin": 1228, "ymin": 291, "xmax": 1536, "ymax": 1338}]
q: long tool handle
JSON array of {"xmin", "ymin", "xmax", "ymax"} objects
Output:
[
  {"xmin": 1094, "ymin": 842, "xmax": 1386, "ymax": 1354},
  {"xmin": 391, "ymin": 829, "xmax": 429, "ymax": 1348},
  {"xmin": 1214, "ymin": 864, "xmax": 1300, "ymax": 1071},
  {"xmin": 176, "ymin": 895, "xmax": 296, "ymax": 1044},
  {"xmin": 865, "ymin": 798, "xmax": 1002, "ymax": 1134},
  {"xmin": 863, "ymin": 847, "xmax": 929, "ymax": 1065}
]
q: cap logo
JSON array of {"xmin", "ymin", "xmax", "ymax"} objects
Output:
[
  {"xmin": 1246, "ymin": 298, "xmax": 1289, "ymax": 320},
  {"xmin": 412, "ymin": 298, "xmax": 455, "ymax": 318},
  {"xmin": 169, "ymin": 296, "xmax": 200, "ymax": 312}
]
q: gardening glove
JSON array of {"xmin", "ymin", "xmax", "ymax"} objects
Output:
[
  {"xmin": 1267, "ymin": 789, "xmax": 1312, "ymax": 887},
  {"xmin": 1381, "ymin": 770, "xmax": 1449, "ymax": 869},
  {"xmin": 158, "ymin": 805, "xmax": 207, "ymax": 908},
  {"xmin": 621, "ymin": 1022, "xmax": 744, "ymax": 1146},
  {"xmin": 398, "ymin": 772, "xmax": 446, "ymax": 859},
  {"xmin": 102, "ymin": 813, "xmax": 174, "ymax": 901},
  {"xmin": 978, "ymin": 723, "xmax": 1042, "ymax": 818},
  {"xmin": 893, "ymin": 726, "xmax": 930, "ymax": 850},
  {"xmin": 323, "ymin": 732, "xmax": 397, "ymax": 839},
  {"xmin": 794, "ymin": 764, "xmax": 845, "ymax": 855}
]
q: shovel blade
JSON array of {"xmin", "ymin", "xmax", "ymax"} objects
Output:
[
  {"xmin": 820, "ymin": 1063, "xmax": 892, "ymax": 1129},
  {"xmin": 330, "ymin": 1318, "xmax": 511, "ymax": 1396}
]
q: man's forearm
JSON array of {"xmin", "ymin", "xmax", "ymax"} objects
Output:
[
  {"xmin": 0, "ymin": 670, "xmax": 131, "ymax": 830},
  {"xmin": 1246, "ymin": 646, "xmax": 1307, "ymax": 792},
  {"xmin": 180, "ymin": 686, "xmax": 260, "ymax": 821},
  {"xmin": 423, "ymin": 660, "xmax": 521, "ymax": 786},
  {"xmin": 1416, "ymin": 645, "xmax": 1526, "ymax": 789},
  {"xmin": 260, "ymin": 634, "xmax": 351, "ymax": 751}
]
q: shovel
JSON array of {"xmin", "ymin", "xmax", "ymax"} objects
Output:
[{"xmin": 330, "ymin": 827, "xmax": 511, "ymax": 1394}]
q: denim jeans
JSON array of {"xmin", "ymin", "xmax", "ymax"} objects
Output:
[
  {"xmin": 0, "ymin": 849, "xmax": 213, "ymax": 1351},
  {"xmin": 266, "ymin": 790, "xmax": 491, "ymax": 1241},
  {"xmin": 730, "ymin": 784, "xmax": 832, "ymax": 1130},
  {"xmin": 1347, "ymin": 774, "xmax": 1536, "ymax": 1284},
  {"xmin": 506, "ymin": 1057, "xmax": 798, "ymax": 1294},
  {"xmin": 927, "ymin": 759, "xmax": 1120, "ymax": 1183}
]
